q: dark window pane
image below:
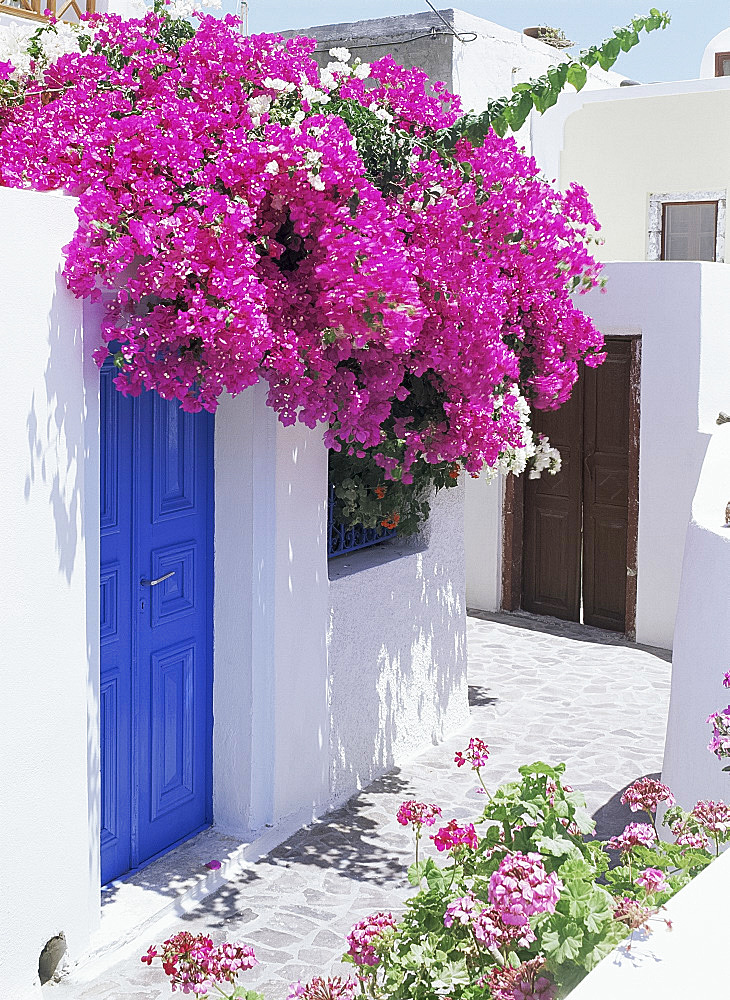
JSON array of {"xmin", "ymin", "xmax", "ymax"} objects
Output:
[{"xmin": 662, "ymin": 202, "xmax": 717, "ymax": 261}]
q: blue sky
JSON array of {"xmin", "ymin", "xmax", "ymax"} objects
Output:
[{"xmin": 225, "ymin": 1, "xmax": 729, "ymax": 84}]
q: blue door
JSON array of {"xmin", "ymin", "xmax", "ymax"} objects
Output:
[{"xmin": 100, "ymin": 364, "xmax": 214, "ymax": 884}]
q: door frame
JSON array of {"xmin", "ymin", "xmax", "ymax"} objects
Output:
[{"xmin": 500, "ymin": 335, "xmax": 641, "ymax": 638}]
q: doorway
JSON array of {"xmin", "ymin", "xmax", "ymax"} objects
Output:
[
  {"xmin": 99, "ymin": 364, "xmax": 214, "ymax": 884},
  {"xmin": 503, "ymin": 337, "xmax": 640, "ymax": 635}
]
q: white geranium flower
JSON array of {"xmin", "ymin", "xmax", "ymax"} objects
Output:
[
  {"xmin": 328, "ymin": 46, "xmax": 351, "ymax": 62},
  {"xmin": 319, "ymin": 69, "xmax": 337, "ymax": 91},
  {"xmin": 353, "ymin": 62, "xmax": 371, "ymax": 80}
]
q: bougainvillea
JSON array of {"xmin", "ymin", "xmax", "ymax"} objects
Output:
[{"xmin": 0, "ymin": 4, "xmax": 608, "ymax": 529}]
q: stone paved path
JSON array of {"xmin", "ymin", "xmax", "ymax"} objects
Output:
[{"xmin": 52, "ymin": 612, "xmax": 671, "ymax": 1000}]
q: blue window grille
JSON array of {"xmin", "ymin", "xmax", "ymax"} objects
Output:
[{"xmin": 327, "ymin": 485, "xmax": 397, "ymax": 559}]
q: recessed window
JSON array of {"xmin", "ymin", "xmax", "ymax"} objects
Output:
[
  {"xmin": 648, "ymin": 191, "xmax": 726, "ymax": 263},
  {"xmin": 661, "ymin": 201, "xmax": 718, "ymax": 261},
  {"xmin": 715, "ymin": 52, "xmax": 730, "ymax": 77}
]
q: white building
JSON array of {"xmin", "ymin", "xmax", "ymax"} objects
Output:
[{"xmin": 466, "ymin": 28, "xmax": 730, "ymax": 652}]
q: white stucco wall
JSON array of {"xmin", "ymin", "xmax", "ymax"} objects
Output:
[
  {"xmin": 214, "ymin": 384, "xmax": 331, "ymax": 838},
  {"xmin": 662, "ymin": 424, "xmax": 730, "ymax": 810},
  {"xmin": 465, "ymin": 262, "xmax": 730, "ymax": 651},
  {"xmin": 531, "ymin": 76, "xmax": 730, "ymax": 261},
  {"xmin": 328, "ymin": 483, "xmax": 469, "ymax": 804},
  {"xmin": 571, "ymin": 262, "xmax": 730, "ymax": 649},
  {"xmin": 0, "ymin": 187, "xmax": 98, "ymax": 999}
]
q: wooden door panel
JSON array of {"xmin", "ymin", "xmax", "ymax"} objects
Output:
[
  {"xmin": 522, "ymin": 382, "xmax": 583, "ymax": 621},
  {"xmin": 583, "ymin": 341, "xmax": 631, "ymax": 632}
]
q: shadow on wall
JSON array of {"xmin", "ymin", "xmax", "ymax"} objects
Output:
[
  {"xmin": 25, "ymin": 273, "xmax": 87, "ymax": 583},
  {"xmin": 327, "ymin": 485, "xmax": 469, "ymax": 805}
]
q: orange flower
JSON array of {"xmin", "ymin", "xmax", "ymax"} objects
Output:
[
  {"xmin": 381, "ymin": 512, "xmax": 401, "ymax": 530},
  {"xmin": 374, "ymin": 485, "xmax": 386, "ymax": 499},
  {"xmin": 449, "ymin": 463, "xmax": 460, "ymax": 480}
]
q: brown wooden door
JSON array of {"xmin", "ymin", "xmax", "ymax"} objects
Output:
[
  {"xmin": 582, "ymin": 340, "xmax": 632, "ymax": 631},
  {"xmin": 522, "ymin": 381, "xmax": 583, "ymax": 621},
  {"xmin": 521, "ymin": 338, "xmax": 637, "ymax": 633}
]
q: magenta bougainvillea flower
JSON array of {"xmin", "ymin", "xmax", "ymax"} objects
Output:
[
  {"xmin": 454, "ymin": 737, "xmax": 490, "ymax": 770},
  {"xmin": 346, "ymin": 912, "xmax": 396, "ymax": 967},
  {"xmin": 0, "ymin": 11, "xmax": 605, "ymax": 483},
  {"xmin": 396, "ymin": 800, "xmax": 442, "ymax": 828},
  {"xmin": 620, "ymin": 778, "xmax": 675, "ymax": 814},
  {"xmin": 431, "ymin": 820, "xmax": 479, "ymax": 852}
]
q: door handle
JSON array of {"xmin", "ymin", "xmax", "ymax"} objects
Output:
[{"xmin": 140, "ymin": 571, "xmax": 175, "ymax": 587}]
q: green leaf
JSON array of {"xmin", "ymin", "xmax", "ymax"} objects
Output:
[
  {"xmin": 542, "ymin": 920, "xmax": 584, "ymax": 964},
  {"xmin": 536, "ymin": 833, "xmax": 579, "ymax": 857},
  {"xmin": 567, "ymin": 63, "xmax": 587, "ymax": 91},
  {"xmin": 558, "ymin": 857, "xmax": 596, "ymax": 882},
  {"xmin": 518, "ymin": 761, "xmax": 565, "ymax": 780}
]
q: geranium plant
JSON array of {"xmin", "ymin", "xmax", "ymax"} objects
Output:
[
  {"xmin": 0, "ymin": 3, "xmax": 668, "ymax": 530},
  {"xmin": 329, "ymin": 747, "xmax": 717, "ymax": 1000}
]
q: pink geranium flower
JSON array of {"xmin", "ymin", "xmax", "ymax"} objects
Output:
[
  {"xmin": 431, "ymin": 820, "xmax": 478, "ymax": 852},
  {"xmin": 621, "ymin": 777, "xmax": 675, "ymax": 814}
]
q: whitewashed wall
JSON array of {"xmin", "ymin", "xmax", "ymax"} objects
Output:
[
  {"xmin": 466, "ymin": 262, "xmax": 730, "ymax": 650},
  {"xmin": 214, "ymin": 386, "xmax": 332, "ymax": 839},
  {"xmin": 0, "ymin": 187, "xmax": 98, "ymax": 999},
  {"xmin": 328, "ymin": 484, "xmax": 469, "ymax": 804},
  {"xmin": 662, "ymin": 424, "xmax": 730, "ymax": 809}
]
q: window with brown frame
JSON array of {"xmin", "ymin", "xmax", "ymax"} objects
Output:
[
  {"xmin": 715, "ymin": 52, "xmax": 730, "ymax": 77},
  {"xmin": 661, "ymin": 201, "xmax": 718, "ymax": 261}
]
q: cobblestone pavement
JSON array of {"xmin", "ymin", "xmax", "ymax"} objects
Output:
[{"xmin": 53, "ymin": 611, "xmax": 671, "ymax": 1000}]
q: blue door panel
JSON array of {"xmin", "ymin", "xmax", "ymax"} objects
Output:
[{"xmin": 100, "ymin": 371, "xmax": 213, "ymax": 884}]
